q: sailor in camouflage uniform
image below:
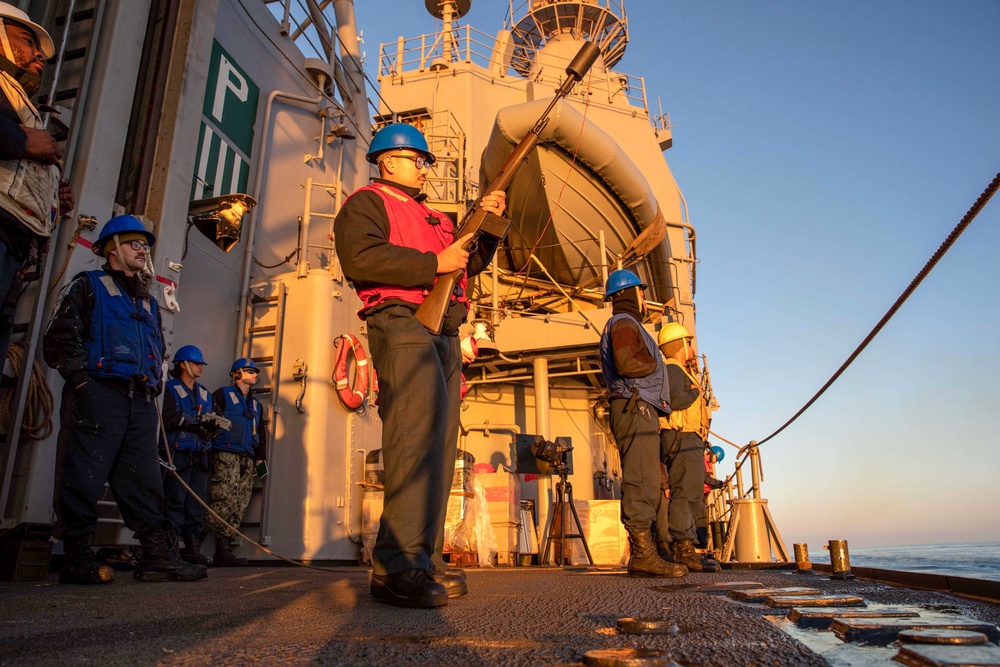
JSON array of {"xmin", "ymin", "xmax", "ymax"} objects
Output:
[{"xmin": 206, "ymin": 357, "xmax": 266, "ymax": 566}]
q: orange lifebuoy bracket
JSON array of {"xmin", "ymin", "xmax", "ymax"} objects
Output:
[{"xmin": 333, "ymin": 333, "xmax": 369, "ymax": 410}]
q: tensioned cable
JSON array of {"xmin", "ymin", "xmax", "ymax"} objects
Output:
[
  {"xmin": 156, "ymin": 398, "xmax": 343, "ymax": 572},
  {"xmin": 236, "ymin": 0, "xmax": 380, "ymax": 142},
  {"xmin": 288, "ymin": 0, "xmax": 397, "ymax": 119},
  {"xmin": 754, "ymin": 172, "xmax": 1000, "ymax": 448}
]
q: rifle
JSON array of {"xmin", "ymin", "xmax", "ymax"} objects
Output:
[{"xmin": 415, "ymin": 41, "xmax": 602, "ymax": 334}]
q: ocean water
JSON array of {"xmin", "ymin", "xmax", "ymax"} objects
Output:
[{"xmin": 846, "ymin": 542, "xmax": 1000, "ymax": 582}]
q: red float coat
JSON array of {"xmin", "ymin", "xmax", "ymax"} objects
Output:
[{"xmin": 348, "ymin": 183, "xmax": 467, "ymax": 316}]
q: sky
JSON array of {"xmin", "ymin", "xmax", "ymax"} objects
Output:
[{"xmin": 349, "ymin": 1, "xmax": 1000, "ymax": 550}]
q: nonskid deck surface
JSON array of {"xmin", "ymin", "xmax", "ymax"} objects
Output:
[{"xmin": 1, "ymin": 567, "xmax": 999, "ymax": 666}]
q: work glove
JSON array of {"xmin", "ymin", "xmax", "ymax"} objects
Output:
[{"xmin": 200, "ymin": 412, "xmax": 232, "ymax": 432}]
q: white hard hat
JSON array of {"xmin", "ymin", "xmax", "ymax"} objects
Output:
[{"xmin": 0, "ymin": 2, "xmax": 54, "ymax": 59}]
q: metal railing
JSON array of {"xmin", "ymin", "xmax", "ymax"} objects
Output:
[
  {"xmin": 376, "ymin": 25, "xmax": 649, "ymax": 113},
  {"xmin": 504, "ymin": 0, "xmax": 629, "ymax": 72}
]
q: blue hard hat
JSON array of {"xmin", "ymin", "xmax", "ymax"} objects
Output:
[
  {"xmin": 604, "ymin": 269, "xmax": 646, "ymax": 300},
  {"xmin": 230, "ymin": 357, "xmax": 258, "ymax": 374},
  {"xmin": 366, "ymin": 123, "xmax": 436, "ymax": 165},
  {"xmin": 173, "ymin": 345, "xmax": 207, "ymax": 365},
  {"xmin": 711, "ymin": 445, "xmax": 725, "ymax": 463},
  {"xmin": 92, "ymin": 215, "xmax": 156, "ymax": 256}
]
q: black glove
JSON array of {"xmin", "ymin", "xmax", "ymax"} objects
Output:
[
  {"xmin": 705, "ymin": 475, "xmax": 725, "ymax": 490},
  {"xmin": 191, "ymin": 425, "xmax": 213, "ymax": 442}
]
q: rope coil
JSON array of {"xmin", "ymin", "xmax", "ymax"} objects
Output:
[{"xmin": 0, "ymin": 343, "xmax": 54, "ymax": 441}]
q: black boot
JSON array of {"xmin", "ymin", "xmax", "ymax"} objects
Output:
[
  {"xmin": 695, "ymin": 527, "xmax": 709, "ymax": 549},
  {"xmin": 213, "ymin": 537, "xmax": 249, "ymax": 567},
  {"xmin": 670, "ymin": 538, "xmax": 722, "ymax": 573},
  {"xmin": 371, "ymin": 569, "xmax": 448, "ymax": 608},
  {"xmin": 134, "ymin": 529, "xmax": 208, "ymax": 582},
  {"xmin": 59, "ymin": 535, "xmax": 115, "ymax": 585},
  {"xmin": 427, "ymin": 563, "xmax": 468, "ymax": 598},
  {"xmin": 181, "ymin": 532, "xmax": 212, "ymax": 566},
  {"xmin": 655, "ymin": 539, "xmax": 678, "ymax": 563},
  {"xmin": 626, "ymin": 528, "xmax": 687, "ymax": 578}
]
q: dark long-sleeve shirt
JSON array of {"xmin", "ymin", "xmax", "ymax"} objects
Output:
[
  {"xmin": 334, "ymin": 178, "xmax": 496, "ymax": 332},
  {"xmin": 334, "ymin": 178, "xmax": 442, "ymax": 289},
  {"xmin": 0, "ymin": 91, "xmax": 28, "ymax": 160},
  {"xmin": 665, "ymin": 364, "xmax": 700, "ymax": 413}
]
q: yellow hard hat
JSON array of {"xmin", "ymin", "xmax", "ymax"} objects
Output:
[{"xmin": 657, "ymin": 321, "xmax": 691, "ymax": 347}]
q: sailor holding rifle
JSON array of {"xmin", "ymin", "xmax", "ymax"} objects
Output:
[{"xmin": 335, "ymin": 123, "xmax": 505, "ymax": 608}]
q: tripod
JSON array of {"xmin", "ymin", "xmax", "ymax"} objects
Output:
[{"xmin": 540, "ymin": 457, "xmax": 593, "ymax": 566}]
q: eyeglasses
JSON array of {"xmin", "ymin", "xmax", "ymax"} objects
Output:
[
  {"xmin": 125, "ymin": 240, "xmax": 150, "ymax": 251},
  {"xmin": 242, "ymin": 368, "xmax": 259, "ymax": 374},
  {"xmin": 390, "ymin": 154, "xmax": 429, "ymax": 169}
]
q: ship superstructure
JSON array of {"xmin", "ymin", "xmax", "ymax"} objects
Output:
[
  {"xmin": 0, "ymin": 0, "xmax": 736, "ymax": 566},
  {"xmin": 372, "ymin": 0, "xmax": 704, "ymax": 542}
]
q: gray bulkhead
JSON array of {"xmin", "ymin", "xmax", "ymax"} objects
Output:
[{"xmin": 4, "ymin": 0, "xmax": 380, "ymax": 562}]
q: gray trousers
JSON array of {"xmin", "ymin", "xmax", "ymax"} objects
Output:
[
  {"xmin": 366, "ymin": 306, "xmax": 462, "ymax": 575},
  {"xmin": 661, "ymin": 429, "xmax": 704, "ymax": 541},
  {"xmin": 609, "ymin": 398, "xmax": 661, "ymax": 532}
]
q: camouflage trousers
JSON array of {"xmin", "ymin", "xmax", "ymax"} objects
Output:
[{"xmin": 204, "ymin": 451, "xmax": 255, "ymax": 540}]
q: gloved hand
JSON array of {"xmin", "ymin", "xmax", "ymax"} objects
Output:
[
  {"xmin": 200, "ymin": 412, "xmax": 232, "ymax": 432},
  {"xmin": 191, "ymin": 425, "xmax": 213, "ymax": 442}
]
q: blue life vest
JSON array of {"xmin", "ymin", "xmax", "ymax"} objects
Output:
[
  {"xmin": 165, "ymin": 378, "xmax": 214, "ymax": 452},
  {"xmin": 84, "ymin": 271, "xmax": 162, "ymax": 390},
  {"xmin": 599, "ymin": 312, "xmax": 671, "ymax": 415},
  {"xmin": 213, "ymin": 386, "xmax": 262, "ymax": 455}
]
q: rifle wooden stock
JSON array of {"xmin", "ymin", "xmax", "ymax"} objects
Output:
[
  {"xmin": 414, "ymin": 41, "xmax": 600, "ymax": 335},
  {"xmin": 414, "ymin": 208, "xmax": 510, "ymax": 333}
]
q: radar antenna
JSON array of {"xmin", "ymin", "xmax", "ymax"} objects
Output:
[{"xmin": 425, "ymin": 0, "xmax": 471, "ymax": 69}]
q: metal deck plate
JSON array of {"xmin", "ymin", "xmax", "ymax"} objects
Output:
[
  {"xmin": 765, "ymin": 594, "xmax": 865, "ymax": 608},
  {"xmin": 787, "ymin": 606, "xmax": 920, "ymax": 629},
  {"xmin": 831, "ymin": 617, "xmax": 1000, "ymax": 645},
  {"xmin": 894, "ymin": 643, "xmax": 1000, "ymax": 667},
  {"xmin": 899, "ymin": 629, "xmax": 990, "ymax": 645},
  {"xmin": 582, "ymin": 648, "xmax": 681, "ymax": 667},
  {"xmin": 729, "ymin": 586, "xmax": 821, "ymax": 601},
  {"xmin": 616, "ymin": 617, "xmax": 679, "ymax": 635}
]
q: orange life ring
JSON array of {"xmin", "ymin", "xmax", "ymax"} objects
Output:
[{"xmin": 333, "ymin": 333, "xmax": 369, "ymax": 410}]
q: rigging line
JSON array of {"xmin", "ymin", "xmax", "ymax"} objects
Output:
[
  {"xmin": 253, "ymin": 247, "xmax": 300, "ymax": 269},
  {"xmin": 755, "ymin": 171, "xmax": 1000, "ymax": 448},
  {"xmin": 155, "ymin": 396, "xmax": 341, "ymax": 573},
  {"xmin": 292, "ymin": 0, "xmax": 395, "ymax": 119},
  {"xmin": 236, "ymin": 0, "xmax": 372, "ymax": 144},
  {"xmin": 707, "ymin": 429, "xmax": 740, "ymax": 449}
]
